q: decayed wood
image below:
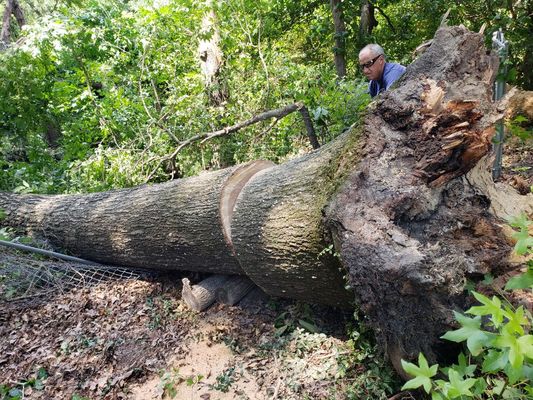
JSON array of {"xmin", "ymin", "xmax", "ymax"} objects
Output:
[
  {"xmin": 325, "ymin": 26, "xmax": 511, "ymax": 369},
  {"xmin": 0, "ymin": 26, "xmax": 522, "ymax": 369},
  {"xmin": 182, "ymin": 275, "xmax": 230, "ymax": 311},
  {"xmin": 215, "ymin": 276, "xmax": 255, "ymax": 305}
]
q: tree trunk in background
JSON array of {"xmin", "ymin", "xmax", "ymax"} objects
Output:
[
  {"xmin": 1, "ymin": 0, "xmax": 14, "ymax": 47},
  {"xmin": 329, "ymin": 0, "xmax": 347, "ymax": 79},
  {"xmin": 198, "ymin": 0, "xmax": 227, "ymax": 107},
  {"xmin": 1, "ymin": 0, "xmax": 25, "ymax": 49},
  {"xmin": 359, "ymin": 0, "xmax": 377, "ymax": 39},
  {"xmin": 2, "ymin": 27, "xmax": 531, "ymax": 369}
]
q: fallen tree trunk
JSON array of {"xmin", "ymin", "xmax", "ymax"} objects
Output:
[{"xmin": 1, "ymin": 26, "xmax": 531, "ymax": 367}]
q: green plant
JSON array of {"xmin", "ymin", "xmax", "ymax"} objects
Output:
[
  {"xmin": 336, "ymin": 316, "xmax": 401, "ymax": 399},
  {"xmin": 274, "ymin": 303, "xmax": 319, "ymax": 336},
  {"xmin": 71, "ymin": 394, "xmax": 91, "ymax": 400},
  {"xmin": 401, "ymin": 217, "xmax": 533, "ymax": 399},
  {"xmin": 158, "ymin": 368, "xmax": 182, "ymax": 399},
  {"xmin": 212, "ymin": 366, "xmax": 236, "ymax": 393},
  {"xmin": 507, "ymin": 115, "xmax": 532, "ymax": 142},
  {"xmin": 505, "ymin": 214, "xmax": 533, "ymax": 291},
  {"xmin": 0, "ymin": 367, "xmax": 48, "ymax": 400},
  {"xmin": 185, "ymin": 374, "xmax": 204, "ymax": 387}
]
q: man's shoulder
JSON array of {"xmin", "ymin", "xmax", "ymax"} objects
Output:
[{"xmin": 385, "ymin": 62, "xmax": 406, "ymax": 74}]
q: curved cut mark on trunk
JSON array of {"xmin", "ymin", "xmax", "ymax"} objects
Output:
[{"xmin": 219, "ymin": 160, "xmax": 275, "ymax": 253}]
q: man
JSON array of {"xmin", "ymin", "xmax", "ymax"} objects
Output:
[{"xmin": 359, "ymin": 44, "xmax": 406, "ymax": 98}]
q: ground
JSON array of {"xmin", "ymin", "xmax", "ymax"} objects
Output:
[
  {"xmin": 0, "ymin": 247, "xmax": 402, "ymax": 400},
  {"xmin": 501, "ymin": 136, "xmax": 532, "ymax": 194},
  {"xmin": 0, "ymin": 130, "xmax": 530, "ymax": 400}
]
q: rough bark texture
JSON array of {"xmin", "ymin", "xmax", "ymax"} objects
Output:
[
  {"xmin": 0, "ymin": 162, "xmax": 270, "ymax": 274},
  {"xmin": 231, "ymin": 130, "xmax": 360, "ymax": 307},
  {"xmin": 198, "ymin": 0, "xmax": 227, "ymax": 107},
  {"xmin": 0, "ymin": 0, "xmax": 24, "ymax": 49},
  {"xmin": 359, "ymin": 0, "xmax": 377, "ymax": 38},
  {"xmin": 215, "ymin": 276, "xmax": 255, "ymax": 305},
  {"xmin": 325, "ymin": 26, "xmax": 514, "ymax": 368},
  {"xmin": 182, "ymin": 275, "xmax": 230, "ymax": 311},
  {"xmin": 0, "ymin": 26, "xmax": 524, "ymax": 367}
]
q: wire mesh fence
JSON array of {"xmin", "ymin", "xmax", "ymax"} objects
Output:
[{"xmin": 0, "ymin": 245, "xmax": 153, "ymax": 302}]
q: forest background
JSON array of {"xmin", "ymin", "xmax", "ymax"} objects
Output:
[{"xmin": 0, "ymin": 0, "xmax": 531, "ymax": 195}]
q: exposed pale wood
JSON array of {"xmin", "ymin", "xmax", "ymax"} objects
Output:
[
  {"xmin": 466, "ymin": 155, "xmax": 533, "ymax": 219},
  {"xmin": 215, "ymin": 276, "xmax": 255, "ymax": 305},
  {"xmin": 182, "ymin": 275, "xmax": 230, "ymax": 311}
]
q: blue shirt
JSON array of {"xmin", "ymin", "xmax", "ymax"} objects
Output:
[{"xmin": 368, "ymin": 62, "xmax": 406, "ymax": 97}]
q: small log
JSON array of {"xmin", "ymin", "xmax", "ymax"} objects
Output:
[
  {"xmin": 181, "ymin": 275, "xmax": 230, "ymax": 311},
  {"xmin": 215, "ymin": 275, "xmax": 255, "ymax": 305}
]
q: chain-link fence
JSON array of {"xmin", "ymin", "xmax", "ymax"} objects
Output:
[{"xmin": 0, "ymin": 245, "xmax": 153, "ymax": 302}]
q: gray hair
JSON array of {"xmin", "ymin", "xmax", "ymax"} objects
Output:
[{"xmin": 359, "ymin": 44, "xmax": 386, "ymax": 59}]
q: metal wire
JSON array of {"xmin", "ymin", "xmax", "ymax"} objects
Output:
[
  {"xmin": 0, "ymin": 245, "xmax": 152, "ymax": 302},
  {"xmin": 492, "ymin": 28, "xmax": 508, "ymax": 181}
]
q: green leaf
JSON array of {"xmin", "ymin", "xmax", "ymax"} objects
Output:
[
  {"xmin": 508, "ymin": 214, "xmax": 531, "ymax": 230},
  {"xmin": 431, "ymin": 392, "xmax": 444, "ymax": 400},
  {"xmin": 501, "ymin": 306, "xmax": 528, "ymax": 335},
  {"xmin": 505, "ymin": 269, "xmax": 533, "ymax": 290},
  {"xmin": 400, "ymin": 353, "xmax": 438, "ymax": 394},
  {"xmin": 441, "ymin": 312, "xmax": 494, "ymax": 355},
  {"xmin": 517, "ymin": 335, "xmax": 533, "ymax": 359},
  {"xmin": 482, "ymin": 349, "xmax": 508, "ymax": 372},
  {"xmin": 467, "ymin": 292, "xmax": 510, "ymax": 327},
  {"xmin": 446, "ymin": 369, "xmax": 478, "ymax": 397},
  {"xmin": 493, "ymin": 332, "xmax": 533, "ymax": 370},
  {"xmin": 492, "ymin": 378, "xmax": 506, "ymax": 395},
  {"xmin": 402, "ymin": 375, "xmax": 433, "ymax": 394},
  {"xmin": 298, "ymin": 319, "xmax": 318, "ymax": 333},
  {"xmin": 504, "ymin": 362, "xmax": 524, "ymax": 384},
  {"xmin": 450, "ymin": 352, "xmax": 477, "ymax": 377}
]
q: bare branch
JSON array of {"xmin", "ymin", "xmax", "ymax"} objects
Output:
[{"xmin": 145, "ymin": 102, "xmax": 317, "ymax": 182}]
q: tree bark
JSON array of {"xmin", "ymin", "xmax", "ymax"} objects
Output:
[
  {"xmin": 198, "ymin": 0, "xmax": 227, "ymax": 106},
  {"xmin": 329, "ymin": 0, "xmax": 347, "ymax": 79},
  {"xmin": 1, "ymin": 0, "xmax": 24, "ymax": 49},
  {"xmin": 1, "ymin": 0, "xmax": 14, "ymax": 48},
  {"xmin": 182, "ymin": 275, "xmax": 230, "ymax": 311},
  {"xmin": 1, "ymin": 26, "xmax": 529, "ymax": 367},
  {"xmin": 359, "ymin": 0, "xmax": 377, "ymax": 39},
  {"xmin": 215, "ymin": 275, "xmax": 255, "ymax": 305}
]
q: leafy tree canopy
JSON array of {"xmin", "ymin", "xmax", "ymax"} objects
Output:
[{"xmin": 0, "ymin": 0, "xmax": 530, "ymax": 193}]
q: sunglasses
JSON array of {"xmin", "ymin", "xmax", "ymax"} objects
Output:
[{"xmin": 360, "ymin": 54, "xmax": 382, "ymax": 69}]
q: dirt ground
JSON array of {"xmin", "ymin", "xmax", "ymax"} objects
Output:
[
  {"xmin": 0, "ymin": 130, "xmax": 530, "ymax": 400},
  {"xmin": 0, "ymin": 249, "xmax": 402, "ymax": 400}
]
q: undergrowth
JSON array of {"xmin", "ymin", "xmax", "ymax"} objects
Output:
[{"xmin": 401, "ymin": 214, "xmax": 533, "ymax": 399}]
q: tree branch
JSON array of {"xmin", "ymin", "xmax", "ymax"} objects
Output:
[
  {"xmin": 145, "ymin": 102, "xmax": 318, "ymax": 182},
  {"xmin": 368, "ymin": 0, "xmax": 396, "ymax": 33}
]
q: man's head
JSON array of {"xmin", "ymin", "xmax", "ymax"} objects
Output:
[{"xmin": 359, "ymin": 44, "xmax": 385, "ymax": 81}]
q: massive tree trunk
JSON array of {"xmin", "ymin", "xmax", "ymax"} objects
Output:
[{"xmin": 1, "ymin": 27, "xmax": 531, "ymax": 366}]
